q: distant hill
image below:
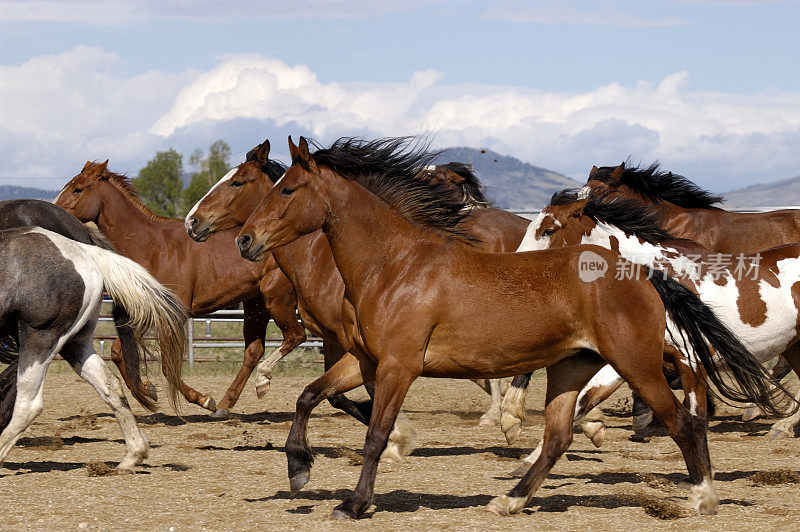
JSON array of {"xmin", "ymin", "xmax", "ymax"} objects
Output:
[
  {"xmin": 724, "ymin": 175, "xmax": 800, "ymax": 208},
  {"xmin": 0, "ymin": 185, "xmax": 58, "ymax": 202},
  {"xmin": 434, "ymin": 147, "xmax": 581, "ymax": 210}
]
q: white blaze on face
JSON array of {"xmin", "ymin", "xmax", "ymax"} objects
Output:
[
  {"xmin": 272, "ymin": 172, "xmax": 286, "ymax": 187},
  {"xmin": 517, "ymin": 212, "xmax": 551, "ymax": 252},
  {"xmin": 185, "ymin": 166, "xmax": 239, "ymax": 227},
  {"xmin": 54, "ymin": 186, "xmax": 69, "ymax": 205}
]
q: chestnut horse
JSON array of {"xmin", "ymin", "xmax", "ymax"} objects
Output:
[
  {"xmin": 55, "ymin": 161, "xmax": 306, "ymax": 417},
  {"xmin": 235, "ymin": 136, "xmax": 780, "ymax": 519},
  {"xmin": 186, "ymin": 140, "xmax": 529, "ymax": 427}
]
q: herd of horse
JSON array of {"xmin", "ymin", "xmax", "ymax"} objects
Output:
[{"xmin": 0, "ymin": 134, "xmax": 799, "ymax": 520}]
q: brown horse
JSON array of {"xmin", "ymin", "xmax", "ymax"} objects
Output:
[
  {"xmin": 55, "ymin": 161, "xmax": 307, "ymax": 417},
  {"xmin": 584, "ymin": 162, "xmax": 800, "ymax": 253},
  {"xmin": 235, "ymin": 136, "xmax": 780, "ymax": 519},
  {"xmin": 185, "ymin": 140, "xmax": 530, "ymax": 427}
]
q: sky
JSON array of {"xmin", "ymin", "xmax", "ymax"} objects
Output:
[{"xmin": 1, "ymin": 0, "xmax": 799, "ymax": 192}]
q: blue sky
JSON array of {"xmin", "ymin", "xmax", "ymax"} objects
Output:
[{"xmin": 2, "ymin": 0, "xmax": 799, "ymax": 193}]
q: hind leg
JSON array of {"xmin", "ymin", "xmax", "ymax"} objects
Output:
[
  {"xmin": 478, "ymin": 379, "xmax": 504, "ymax": 427},
  {"xmin": 322, "ymin": 342, "xmax": 374, "ymax": 424},
  {"xmin": 109, "ymin": 338, "xmax": 157, "ymax": 403},
  {"xmin": 0, "ymin": 335, "xmax": 59, "ymax": 467},
  {"xmin": 611, "ymin": 352, "xmax": 717, "ymax": 514},
  {"xmin": 500, "ymin": 372, "xmax": 532, "ymax": 444},
  {"xmin": 767, "ymin": 344, "xmax": 800, "ymax": 439},
  {"xmin": 487, "ymin": 353, "xmax": 605, "ymax": 515},
  {"xmin": 61, "ymin": 333, "xmax": 148, "ymax": 471}
]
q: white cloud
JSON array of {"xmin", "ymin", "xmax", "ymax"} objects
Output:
[{"xmin": 2, "ymin": 48, "xmax": 800, "ymax": 191}]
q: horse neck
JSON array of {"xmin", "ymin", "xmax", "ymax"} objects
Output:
[
  {"xmin": 320, "ymin": 175, "xmax": 433, "ymax": 299},
  {"xmin": 95, "ymin": 186, "xmax": 174, "ymax": 260}
]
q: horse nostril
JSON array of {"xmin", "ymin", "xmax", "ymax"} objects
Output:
[
  {"xmin": 237, "ymin": 234, "xmax": 252, "ymax": 252},
  {"xmin": 188, "ymin": 217, "xmax": 198, "ymax": 229}
]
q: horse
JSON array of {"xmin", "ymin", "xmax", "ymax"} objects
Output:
[
  {"xmin": 234, "ymin": 135, "xmax": 781, "ymax": 519},
  {"xmin": 501, "ymin": 189, "xmax": 800, "ymax": 472},
  {"xmin": 0, "ymin": 199, "xmax": 121, "ymax": 425},
  {"xmin": 0, "ymin": 226, "xmax": 186, "ymax": 470},
  {"xmin": 55, "ymin": 161, "xmax": 307, "ymax": 418},
  {"xmin": 584, "ymin": 163, "xmax": 800, "ymax": 423},
  {"xmin": 185, "ymin": 139, "xmax": 530, "ymax": 428}
]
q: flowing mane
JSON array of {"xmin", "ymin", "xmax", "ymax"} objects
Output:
[
  {"xmin": 303, "ymin": 137, "xmax": 479, "ymax": 244},
  {"xmin": 582, "ymin": 192, "xmax": 676, "ymax": 245},
  {"xmin": 591, "ymin": 162, "xmax": 723, "ymax": 209},
  {"xmin": 102, "ymin": 170, "xmax": 175, "ymax": 222},
  {"xmin": 244, "ymin": 149, "xmax": 288, "ymax": 183}
]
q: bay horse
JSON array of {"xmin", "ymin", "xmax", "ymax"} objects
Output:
[
  {"xmin": 185, "ymin": 140, "xmax": 530, "ymax": 427},
  {"xmin": 235, "ymin": 136, "xmax": 780, "ymax": 518},
  {"xmin": 55, "ymin": 161, "xmax": 307, "ymax": 418},
  {"xmin": 0, "ymin": 226, "xmax": 186, "ymax": 470},
  {"xmin": 0, "ymin": 199, "xmax": 120, "ymax": 431},
  {"xmin": 504, "ymin": 190, "xmax": 800, "ymax": 471}
]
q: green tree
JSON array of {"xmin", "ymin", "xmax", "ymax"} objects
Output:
[
  {"xmin": 133, "ymin": 149, "xmax": 183, "ymax": 217},
  {"xmin": 181, "ymin": 140, "xmax": 232, "ymax": 215}
]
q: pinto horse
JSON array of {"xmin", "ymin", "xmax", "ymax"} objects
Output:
[
  {"xmin": 186, "ymin": 140, "xmax": 529, "ymax": 427},
  {"xmin": 55, "ymin": 161, "xmax": 307, "ymax": 417},
  {"xmin": 234, "ymin": 136, "xmax": 780, "ymax": 519},
  {"xmin": 0, "ymin": 227, "xmax": 186, "ymax": 470},
  {"xmin": 504, "ymin": 190, "xmax": 800, "ymax": 471}
]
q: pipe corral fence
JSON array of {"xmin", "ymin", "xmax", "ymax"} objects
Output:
[{"xmin": 91, "ymin": 206, "xmax": 798, "ymax": 367}]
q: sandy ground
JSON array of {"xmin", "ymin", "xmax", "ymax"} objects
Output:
[{"xmin": 1, "ymin": 369, "xmax": 798, "ymax": 531}]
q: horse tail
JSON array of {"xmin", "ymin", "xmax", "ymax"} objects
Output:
[
  {"xmin": 84, "ymin": 246, "xmax": 187, "ymax": 413},
  {"xmin": 82, "ymin": 223, "xmax": 116, "ymax": 251},
  {"xmin": 645, "ymin": 267, "xmax": 792, "ymax": 417},
  {"xmin": 0, "ymin": 359, "xmax": 17, "ymax": 433}
]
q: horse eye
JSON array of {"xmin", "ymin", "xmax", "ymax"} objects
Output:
[
  {"xmin": 73, "ymin": 187, "xmax": 83, "ymax": 194},
  {"xmin": 542, "ymin": 228, "xmax": 557, "ymax": 237},
  {"xmin": 231, "ymin": 181, "xmax": 244, "ymax": 188},
  {"xmin": 280, "ymin": 188, "xmax": 294, "ymax": 197}
]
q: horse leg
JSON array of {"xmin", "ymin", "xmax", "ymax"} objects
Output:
[
  {"xmin": 487, "ymin": 353, "xmax": 605, "ymax": 515},
  {"xmin": 323, "ymin": 342, "xmax": 374, "ymax": 425},
  {"xmin": 500, "ymin": 372, "xmax": 532, "ymax": 444},
  {"xmin": 0, "ymin": 334, "xmax": 57, "ymax": 467},
  {"xmin": 767, "ymin": 344, "xmax": 800, "ymax": 439},
  {"xmin": 673, "ymin": 352, "xmax": 711, "ymax": 475},
  {"xmin": 478, "ymin": 379, "xmax": 504, "ymax": 427},
  {"xmin": 742, "ymin": 355, "xmax": 793, "ymax": 421},
  {"xmin": 165, "ymin": 342, "xmax": 216, "ymax": 412},
  {"xmin": 110, "ymin": 337, "xmax": 157, "ymax": 403},
  {"xmin": 61, "ymin": 332, "xmax": 149, "ymax": 471},
  {"xmin": 330, "ymin": 358, "xmax": 419, "ymax": 519},
  {"xmin": 286, "ymin": 352, "xmax": 369, "ymax": 494},
  {"xmin": 611, "ymin": 352, "xmax": 717, "ymax": 514},
  {"xmin": 252, "ymin": 275, "xmax": 307, "ymax": 399}
]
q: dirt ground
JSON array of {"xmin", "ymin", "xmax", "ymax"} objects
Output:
[{"xmin": 1, "ymin": 368, "xmax": 798, "ymax": 531}]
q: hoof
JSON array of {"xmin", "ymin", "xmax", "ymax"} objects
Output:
[
  {"xmin": 289, "ymin": 470, "xmax": 310, "ymax": 495},
  {"xmin": 768, "ymin": 427, "xmax": 791, "ymax": 440},
  {"xmin": 330, "ymin": 508, "xmax": 355, "ymax": 520},
  {"xmin": 632, "ymin": 411, "xmax": 653, "ymax": 432},
  {"xmin": 742, "ymin": 406, "xmax": 762, "ymax": 422},
  {"xmin": 210, "ymin": 408, "xmax": 230, "ymax": 419},
  {"xmin": 202, "ymin": 396, "xmax": 217, "ymax": 413},
  {"xmin": 510, "ymin": 461, "xmax": 532, "ymax": 478},
  {"xmin": 479, "ymin": 414, "xmax": 500, "ymax": 427},
  {"xmin": 590, "ymin": 425, "xmax": 606, "ymax": 448},
  {"xmin": 486, "ymin": 495, "xmax": 525, "ymax": 516},
  {"xmin": 115, "ymin": 465, "xmax": 135, "ymax": 474},
  {"xmin": 330, "ymin": 501, "xmax": 363, "ymax": 520},
  {"xmin": 503, "ymin": 422, "xmax": 522, "ymax": 445},
  {"xmin": 255, "ymin": 375, "xmax": 271, "ymax": 399}
]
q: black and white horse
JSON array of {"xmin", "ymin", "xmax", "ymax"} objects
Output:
[{"xmin": 0, "ymin": 225, "xmax": 187, "ymax": 471}]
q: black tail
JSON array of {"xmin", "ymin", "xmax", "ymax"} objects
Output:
[
  {"xmin": 646, "ymin": 267, "xmax": 793, "ymax": 417},
  {"xmin": 112, "ymin": 305, "xmax": 156, "ymax": 411}
]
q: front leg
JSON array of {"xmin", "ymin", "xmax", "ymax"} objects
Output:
[
  {"xmin": 331, "ymin": 359, "xmax": 419, "ymax": 519},
  {"xmin": 285, "ymin": 352, "xmax": 368, "ymax": 494}
]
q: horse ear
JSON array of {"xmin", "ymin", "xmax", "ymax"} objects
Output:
[
  {"xmin": 83, "ymin": 161, "xmax": 92, "ymax": 170},
  {"xmin": 95, "ymin": 159, "xmax": 109, "ymax": 180},
  {"xmin": 288, "ymin": 135, "xmax": 299, "ymax": 161},
  {"xmin": 589, "ymin": 165, "xmax": 598, "ymax": 179},
  {"xmin": 297, "ymin": 136, "xmax": 318, "ymax": 173},
  {"xmin": 254, "ymin": 139, "xmax": 271, "ymax": 164},
  {"xmin": 610, "ymin": 164, "xmax": 624, "ymax": 181}
]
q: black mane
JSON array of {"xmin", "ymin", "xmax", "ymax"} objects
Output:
[
  {"xmin": 305, "ymin": 137, "xmax": 479, "ymax": 244},
  {"xmin": 550, "ymin": 188, "xmax": 580, "ymax": 206},
  {"xmin": 591, "ymin": 162, "xmax": 723, "ymax": 209},
  {"xmin": 442, "ymin": 162, "xmax": 489, "ymax": 206},
  {"xmin": 245, "ymin": 149, "xmax": 287, "ymax": 183},
  {"xmin": 582, "ymin": 193, "xmax": 676, "ymax": 245}
]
